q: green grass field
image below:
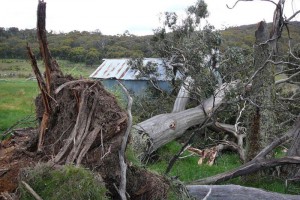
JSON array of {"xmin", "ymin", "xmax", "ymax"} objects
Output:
[
  {"xmin": 0, "ymin": 59, "xmax": 96, "ymax": 133},
  {"xmin": 0, "ymin": 79, "xmax": 38, "ymax": 132},
  {"xmin": 0, "ymin": 59, "xmax": 95, "ymax": 78}
]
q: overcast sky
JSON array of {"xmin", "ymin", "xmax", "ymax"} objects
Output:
[{"xmin": 0, "ymin": 0, "xmax": 299, "ymax": 35}]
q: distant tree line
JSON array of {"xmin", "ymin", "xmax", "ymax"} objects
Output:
[
  {"xmin": 1, "ymin": 22, "xmax": 300, "ymax": 66},
  {"xmin": 0, "ymin": 27, "xmax": 154, "ymax": 66}
]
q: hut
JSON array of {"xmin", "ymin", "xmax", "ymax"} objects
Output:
[{"xmin": 89, "ymin": 58, "xmax": 174, "ymax": 94}]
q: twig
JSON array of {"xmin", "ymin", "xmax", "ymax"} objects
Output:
[
  {"xmin": 202, "ymin": 188, "xmax": 212, "ymax": 200},
  {"xmin": 21, "ymin": 181, "xmax": 43, "ymax": 200},
  {"xmin": 117, "ymin": 81, "xmax": 133, "ymax": 200},
  {"xmin": 226, "ymin": 0, "xmax": 277, "ymax": 10}
]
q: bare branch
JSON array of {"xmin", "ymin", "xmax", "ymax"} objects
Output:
[
  {"xmin": 275, "ymin": 70, "xmax": 300, "ymax": 85},
  {"xmin": 21, "ymin": 181, "xmax": 43, "ymax": 200},
  {"xmin": 226, "ymin": 0, "xmax": 277, "ymax": 10},
  {"xmin": 245, "ymin": 54, "xmax": 272, "ymax": 87},
  {"xmin": 117, "ymin": 81, "xmax": 133, "ymax": 200},
  {"xmin": 286, "ymin": 10, "xmax": 300, "ymax": 22}
]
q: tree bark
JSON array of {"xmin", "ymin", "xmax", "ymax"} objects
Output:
[
  {"xmin": 246, "ymin": 20, "xmax": 275, "ymax": 163},
  {"xmin": 131, "ymin": 81, "xmax": 239, "ymax": 161},
  {"xmin": 172, "ymin": 76, "xmax": 193, "ymax": 113},
  {"xmin": 186, "ymin": 185, "xmax": 300, "ymax": 200}
]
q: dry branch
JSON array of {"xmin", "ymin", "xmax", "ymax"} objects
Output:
[
  {"xmin": 191, "ymin": 156, "xmax": 300, "ymax": 185},
  {"xmin": 117, "ymin": 81, "xmax": 133, "ymax": 200},
  {"xmin": 21, "ymin": 181, "xmax": 43, "ymax": 200},
  {"xmin": 26, "ymin": 45, "xmax": 51, "ymax": 152}
]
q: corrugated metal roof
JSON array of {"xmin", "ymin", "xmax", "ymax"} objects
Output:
[{"xmin": 89, "ymin": 58, "xmax": 170, "ymax": 81}]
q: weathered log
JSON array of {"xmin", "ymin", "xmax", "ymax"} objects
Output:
[
  {"xmin": 131, "ymin": 81, "xmax": 239, "ymax": 161},
  {"xmin": 186, "ymin": 185, "xmax": 300, "ymax": 200}
]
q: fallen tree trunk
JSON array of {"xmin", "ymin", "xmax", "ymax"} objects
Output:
[
  {"xmin": 191, "ymin": 156, "xmax": 300, "ymax": 185},
  {"xmin": 186, "ymin": 185, "xmax": 300, "ymax": 200},
  {"xmin": 131, "ymin": 81, "xmax": 239, "ymax": 161}
]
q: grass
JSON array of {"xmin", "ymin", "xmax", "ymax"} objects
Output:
[
  {"xmin": 0, "ymin": 59, "xmax": 97, "ymax": 133},
  {"xmin": 145, "ymin": 141, "xmax": 299, "ymax": 195},
  {"xmin": 0, "ymin": 79, "xmax": 38, "ymax": 132},
  {"xmin": 19, "ymin": 164, "xmax": 108, "ymax": 200},
  {"xmin": 147, "ymin": 141, "xmax": 241, "ymax": 182},
  {"xmin": 0, "ymin": 59, "xmax": 95, "ymax": 78}
]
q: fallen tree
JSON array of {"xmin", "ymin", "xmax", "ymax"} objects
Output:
[
  {"xmin": 131, "ymin": 81, "xmax": 239, "ymax": 161},
  {"xmin": 186, "ymin": 185, "xmax": 300, "ymax": 200},
  {"xmin": 1, "ymin": 1, "xmax": 300, "ymax": 199}
]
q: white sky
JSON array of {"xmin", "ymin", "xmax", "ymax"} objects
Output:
[{"xmin": 0, "ymin": 0, "xmax": 299, "ymax": 35}]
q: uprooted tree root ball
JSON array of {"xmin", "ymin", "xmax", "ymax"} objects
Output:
[
  {"xmin": 0, "ymin": 1, "xmax": 171, "ymax": 199},
  {"xmin": 0, "ymin": 78, "xmax": 170, "ymax": 199}
]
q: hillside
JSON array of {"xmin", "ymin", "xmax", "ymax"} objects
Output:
[
  {"xmin": 0, "ymin": 21, "xmax": 299, "ymax": 66},
  {"xmin": 221, "ymin": 21, "xmax": 300, "ymax": 52}
]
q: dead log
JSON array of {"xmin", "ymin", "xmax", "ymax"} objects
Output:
[
  {"xmin": 131, "ymin": 81, "xmax": 239, "ymax": 161},
  {"xmin": 186, "ymin": 185, "xmax": 300, "ymax": 200},
  {"xmin": 192, "ymin": 156, "xmax": 300, "ymax": 185}
]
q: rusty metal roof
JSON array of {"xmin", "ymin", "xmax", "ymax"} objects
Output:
[{"xmin": 89, "ymin": 58, "xmax": 170, "ymax": 81}]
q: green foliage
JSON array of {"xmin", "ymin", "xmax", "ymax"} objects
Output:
[
  {"xmin": 19, "ymin": 164, "xmax": 108, "ymax": 200},
  {"xmin": 132, "ymin": 88, "xmax": 176, "ymax": 122}
]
